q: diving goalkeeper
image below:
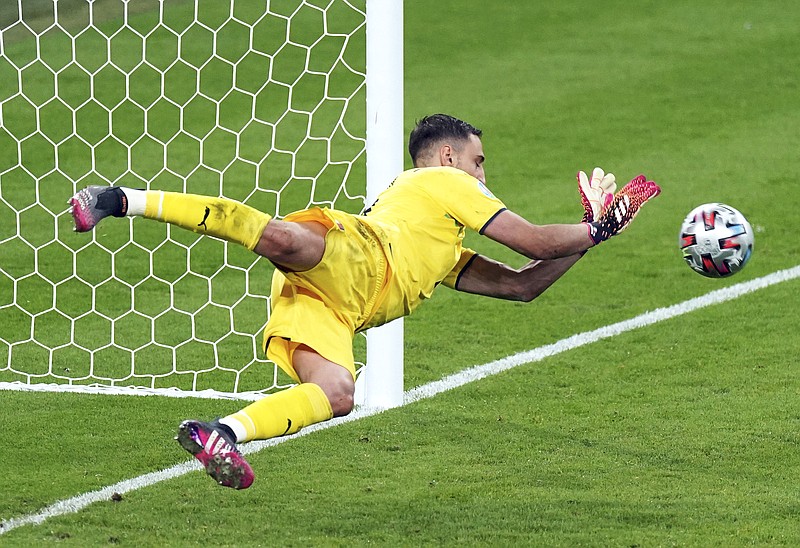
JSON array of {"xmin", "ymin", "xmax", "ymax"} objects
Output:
[{"xmin": 69, "ymin": 113, "xmax": 660, "ymax": 489}]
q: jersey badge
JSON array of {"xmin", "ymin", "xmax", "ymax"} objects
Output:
[{"xmin": 477, "ymin": 180, "xmax": 496, "ymax": 199}]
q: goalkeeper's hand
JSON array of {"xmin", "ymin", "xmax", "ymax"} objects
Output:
[
  {"xmin": 586, "ymin": 174, "xmax": 661, "ymax": 245},
  {"xmin": 578, "ymin": 167, "xmax": 616, "ymax": 222}
]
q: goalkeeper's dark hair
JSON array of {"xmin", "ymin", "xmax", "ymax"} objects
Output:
[{"xmin": 408, "ymin": 114, "xmax": 482, "ymax": 166}]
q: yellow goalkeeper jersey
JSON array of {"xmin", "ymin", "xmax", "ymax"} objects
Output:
[
  {"xmin": 263, "ymin": 166, "xmax": 506, "ymax": 378},
  {"xmin": 361, "ymin": 166, "xmax": 506, "ymax": 327}
]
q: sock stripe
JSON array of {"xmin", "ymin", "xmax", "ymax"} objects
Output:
[
  {"xmin": 227, "ymin": 412, "xmax": 256, "ymax": 440},
  {"xmin": 238, "ymin": 412, "xmax": 258, "ymax": 439}
]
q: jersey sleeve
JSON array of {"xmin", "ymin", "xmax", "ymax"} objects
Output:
[
  {"xmin": 424, "ymin": 168, "xmax": 507, "ymax": 233},
  {"xmin": 441, "ymin": 247, "xmax": 478, "ymax": 289}
]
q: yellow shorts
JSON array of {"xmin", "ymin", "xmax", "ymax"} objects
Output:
[{"xmin": 262, "ymin": 208, "xmax": 389, "ymax": 381}]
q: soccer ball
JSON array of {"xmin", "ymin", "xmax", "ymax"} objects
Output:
[{"xmin": 679, "ymin": 203, "xmax": 754, "ymax": 278}]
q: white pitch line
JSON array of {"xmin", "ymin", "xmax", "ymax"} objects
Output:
[
  {"xmin": 2, "ymin": 265, "xmax": 799, "ymax": 535},
  {"xmin": 405, "ymin": 264, "xmax": 800, "ymax": 403}
]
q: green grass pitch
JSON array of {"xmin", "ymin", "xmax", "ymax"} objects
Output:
[{"xmin": 2, "ymin": 0, "xmax": 800, "ymax": 545}]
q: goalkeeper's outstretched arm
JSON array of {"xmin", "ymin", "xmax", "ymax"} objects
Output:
[
  {"xmin": 482, "ymin": 210, "xmax": 595, "ymax": 260},
  {"xmin": 462, "ymin": 173, "xmax": 661, "ymax": 300},
  {"xmin": 481, "ymin": 174, "xmax": 661, "ymax": 260}
]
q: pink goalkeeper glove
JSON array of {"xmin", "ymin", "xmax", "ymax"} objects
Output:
[
  {"xmin": 586, "ymin": 175, "xmax": 661, "ymax": 244},
  {"xmin": 578, "ymin": 167, "xmax": 617, "ymax": 222}
]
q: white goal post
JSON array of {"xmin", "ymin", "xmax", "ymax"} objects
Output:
[
  {"xmin": 0, "ymin": 0, "xmax": 404, "ymax": 408},
  {"xmin": 360, "ymin": 0, "xmax": 404, "ymax": 409}
]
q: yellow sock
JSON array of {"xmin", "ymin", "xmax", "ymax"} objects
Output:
[
  {"xmin": 143, "ymin": 191, "xmax": 271, "ymax": 251},
  {"xmin": 226, "ymin": 383, "xmax": 333, "ymax": 442}
]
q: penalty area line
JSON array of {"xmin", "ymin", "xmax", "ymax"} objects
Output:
[{"xmin": 2, "ymin": 264, "xmax": 799, "ymax": 535}]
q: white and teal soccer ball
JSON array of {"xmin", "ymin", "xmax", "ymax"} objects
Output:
[{"xmin": 679, "ymin": 203, "xmax": 754, "ymax": 278}]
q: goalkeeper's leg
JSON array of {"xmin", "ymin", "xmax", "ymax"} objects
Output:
[
  {"xmin": 139, "ymin": 188, "xmax": 272, "ymax": 251},
  {"xmin": 69, "ymin": 186, "xmax": 325, "ymax": 269},
  {"xmin": 177, "ymin": 346, "xmax": 352, "ymax": 489},
  {"xmin": 70, "ymin": 185, "xmax": 270, "ymax": 249},
  {"xmin": 218, "ymin": 345, "xmax": 353, "ymax": 441}
]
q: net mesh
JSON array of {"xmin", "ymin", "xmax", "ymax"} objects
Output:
[{"xmin": 0, "ymin": 0, "xmax": 368, "ymax": 397}]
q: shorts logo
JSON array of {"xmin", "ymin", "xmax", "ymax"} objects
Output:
[
  {"xmin": 477, "ymin": 180, "xmax": 495, "ymax": 199},
  {"xmin": 335, "ymin": 220, "xmax": 345, "ymax": 231}
]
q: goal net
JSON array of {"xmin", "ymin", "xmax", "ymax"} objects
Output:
[{"xmin": 0, "ymin": 0, "xmax": 400, "ymax": 401}]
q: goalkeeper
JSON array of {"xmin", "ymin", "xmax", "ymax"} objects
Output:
[{"xmin": 70, "ymin": 113, "xmax": 660, "ymax": 489}]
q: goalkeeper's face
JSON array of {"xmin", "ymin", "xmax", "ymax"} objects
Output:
[{"xmin": 450, "ymin": 134, "xmax": 486, "ymax": 183}]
